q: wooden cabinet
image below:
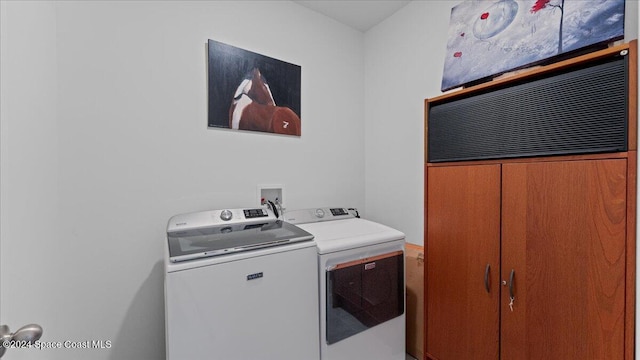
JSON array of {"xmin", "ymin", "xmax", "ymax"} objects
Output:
[
  {"xmin": 426, "ymin": 164, "xmax": 500, "ymax": 359},
  {"xmin": 426, "ymin": 159, "xmax": 630, "ymax": 359},
  {"xmin": 424, "ymin": 42, "xmax": 637, "ymax": 360},
  {"xmin": 501, "ymin": 159, "xmax": 628, "ymax": 359}
]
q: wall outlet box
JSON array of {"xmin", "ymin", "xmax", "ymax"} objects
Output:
[{"xmin": 257, "ymin": 185, "xmax": 284, "ymax": 208}]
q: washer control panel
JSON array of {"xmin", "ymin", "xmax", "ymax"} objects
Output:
[
  {"xmin": 284, "ymin": 207, "xmax": 355, "ymax": 225},
  {"xmin": 167, "ymin": 207, "xmax": 273, "ymax": 232},
  {"xmin": 243, "ymin": 208, "xmax": 269, "ymax": 219}
]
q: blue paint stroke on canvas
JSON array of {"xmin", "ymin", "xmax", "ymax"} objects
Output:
[{"xmin": 441, "ymin": 0, "xmax": 625, "ymax": 91}]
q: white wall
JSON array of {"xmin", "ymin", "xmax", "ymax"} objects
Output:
[
  {"xmin": 0, "ymin": 1, "xmax": 364, "ymax": 359},
  {"xmin": 0, "ymin": 2, "xmax": 60, "ymax": 359},
  {"xmin": 364, "ymin": 0, "xmax": 452, "ymax": 246}
]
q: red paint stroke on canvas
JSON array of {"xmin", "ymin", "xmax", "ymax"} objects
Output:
[
  {"xmin": 480, "ymin": 12, "xmax": 489, "ymax": 20},
  {"xmin": 530, "ymin": 0, "xmax": 551, "ymax": 13}
]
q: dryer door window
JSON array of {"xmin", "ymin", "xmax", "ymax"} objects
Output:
[{"xmin": 326, "ymin": 251, "xmax": 404, "ymax": 344}]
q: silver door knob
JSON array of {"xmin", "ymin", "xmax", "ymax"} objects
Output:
[{"xmin": 0, "ymin": 323, "xmax": 43, "ymax": 358}]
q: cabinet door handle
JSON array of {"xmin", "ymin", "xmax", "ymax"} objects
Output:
[
  {"xmin": 508, "ymin": 269, "xmax": 516, "ymax": 299},
  {"xmin": 484, "ymin": 264, "xmax": 491, "ymax": 293}
]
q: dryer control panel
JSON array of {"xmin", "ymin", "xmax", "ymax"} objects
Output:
[{"xmin": 284, "ymin": 207, "xmax": 355, "ymax": 225}]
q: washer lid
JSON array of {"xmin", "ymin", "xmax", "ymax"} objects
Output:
[
  {"xmin": 167, "ymin": 220, "xmax": 314, "ymax": 262},
  {"xmin": 294, "ymin": 218, "xmax": 404, "ymax": 254}
]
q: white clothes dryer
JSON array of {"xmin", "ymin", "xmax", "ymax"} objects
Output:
[{"xmin": 285, "ymin": 208, "xmax": 406, "ymax": 360}]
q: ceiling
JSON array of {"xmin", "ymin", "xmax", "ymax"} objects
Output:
[{"xmin": 293, "ymin": 0, "xmax": 412, "ymax": 32}]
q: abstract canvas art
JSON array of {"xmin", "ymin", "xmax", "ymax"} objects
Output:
[
  {"xmin": 441, "ymin": 0, "xmax": 625, "ymax": 91},
  {"xmin": 208, "ymin": 39, "xmax": 302, "ymax": 136}
]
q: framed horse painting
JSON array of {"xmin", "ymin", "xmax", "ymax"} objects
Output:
[
  {"xmin": 441, "ymin": 0, "xmax": 625, "ymax": 91},
  {"xmin": 207, "ymin": 39, "xmax": 302, "ymax": 136}
]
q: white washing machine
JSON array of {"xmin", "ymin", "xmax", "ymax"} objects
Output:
[
  {"xmin": 164, "ymin": 207, "xmax": 320, "ymax": 360},
  {"xmin": 285, "ymin": 207, "xmax": 406, "ymax": 360}
]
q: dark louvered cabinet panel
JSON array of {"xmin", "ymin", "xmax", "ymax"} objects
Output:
[{"xmin": 428, "ymin": 55, "xmax": 628, "ymax": 163}]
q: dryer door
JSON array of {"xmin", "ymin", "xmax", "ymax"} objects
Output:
[{"xmin": 326, "ymin": 251, "xmax": 404, "ymax": 344}]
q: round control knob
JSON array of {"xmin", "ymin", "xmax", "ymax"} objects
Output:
[
  {"xmin": 315, "ymin": 209, "xmax": 325, "ymax": 218},
  {"xmin": 220, "ymin": 209, "xmax": 233, "ymax": 221}
]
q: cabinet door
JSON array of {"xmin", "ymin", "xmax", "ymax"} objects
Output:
[
  {"xmin": 426, "ymin": 164, "xmax": 501, "ymax": 360},
  {"xmin": 501, "ymin": 159, "xmax": 627, "ymax": 359}
]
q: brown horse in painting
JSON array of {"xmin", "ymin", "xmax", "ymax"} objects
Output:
[{"xmin": 229, "ymin": 68, "xmax": 301, "ymax": 136}]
